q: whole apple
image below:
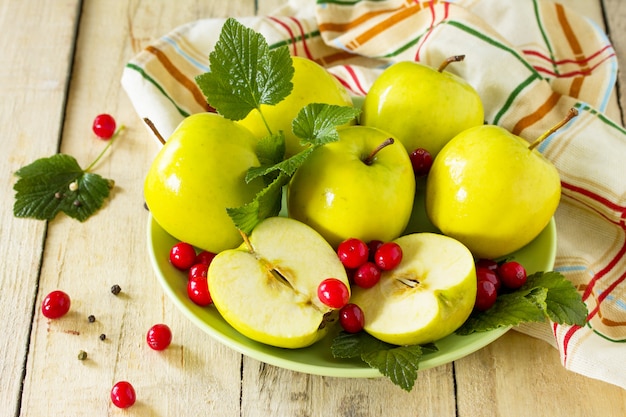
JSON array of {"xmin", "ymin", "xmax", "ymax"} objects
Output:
[
  {"xmin": 350, "ymin": 232, "xmax": 477, "ymax": 346},
  {"xmin": 361, "ymin": 58, "xmax": 484, "ymax": 158},
  {"xmin": 144, "ymin": 113, "xmax": 265, "ymax": 253},
  {"xmin": 287, "ymin": 125, "xmax": 416, "ymax": 248},
  {"xmin": 208, "ymin": 216, "xmax": 350, "ymax": 349},
  {"xmin": 425, "ymin": 124, "xmax": 561, "ymax": 259},
  {"xmin": 237, "ymin": 56, "xmax": 354, "ymax": 158}
]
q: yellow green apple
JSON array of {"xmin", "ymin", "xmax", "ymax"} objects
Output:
[
  {"xmin": 208, "ymin": 216, "xmax": 350, "ymax": 349},
  {"xmin": 361, "ymin": 57, "xmax": 484, "ymax": 158},
  {"xmin": 350, "ymin": 232, "xmax": 477, "ymax": 346},
  {"xmin": 287, "ymin": 125, "xmax": 416, "ymax": 248},
  {"xmin": 425, "ymin": 124, "xmax": 562, "ymax": 259},
  {"xmin": 237, "ymin": 56, "xmax": 354, "ymax": 158},
  {"xmin": 144, "ymin": 112, "xmax": 265, "ymax": 253}
]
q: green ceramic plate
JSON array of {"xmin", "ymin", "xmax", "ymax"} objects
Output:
[{"xmin": 147, "ymin": 181, "xmax": 557, "ymax": 377}]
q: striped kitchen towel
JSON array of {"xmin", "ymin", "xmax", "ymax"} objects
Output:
[{"xmin": 122, "ymin": 0, "xmax": 626, "ymax": 389}]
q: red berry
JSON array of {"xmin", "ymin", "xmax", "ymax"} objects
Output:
[
  {"xmin": 474, "ymin": 280, "xmax": 498, "ymax": 311},
  {"xmin": 195, "ymin": 250, "xmax": 216, "ymax": 266},
  {"xmin": 188, "ymin": 263, "xmax": 209, "ymax": 281},
  {"xmin": 41, "ymin": 290, "xmax": 71, "ymax": 319},
  {"xmin": 498, "ymin": 261, "xmax": 527, "ymax": 290},
  {"xmin": 146, "ymin": 323, "xmax": 172, "ymax": 351},
  {"xmin": 367, "ymin": 240, "xmax": 384, "ymax": 262},
  {"xmin": 374, "ymin": 242, "xmax": 403, "ymax": 271},
  {"xmin": 110, "ymin": 381, "xmax": 136, "ymax": 408},
  {"xmin": 92, "ymin": 113, "xmax": 117, "ymax": 139},
  {"xmin": 476, "ymin": 266, "xmax": 501, "ymax": 293},
  {"xmin": 187, "ymin": 276, "xmax": 212, "ymax": 306},
  {"xmin": 409, "ymin": 148, "xmax": 433, "ymax": 176},
  {"xmin": 339, "ymin": 303, "xmax": 365, "ymax": 333},
  {"xmin": 353, "ymin": 262, "xmax": 382, "ymax": 289},
  {"xmin": 317, "ymin": 278, "xmax": 350, "ymax": 309},
  {"xmin": 169, "ymin": 242, "xmax": 196, "ymax": 271},
  {"xmin": 475, "ymin": 258, "xmax": 498, "ymax": 271},
  {"xmin": 337, "ymin": 238, "xmax": 369, "ymax": 269}
]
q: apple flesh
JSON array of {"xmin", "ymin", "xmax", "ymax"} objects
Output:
[
  {"xmin": 361, "ymin": 59, "xmax": 484, "ymax": 158},
  {"xmin": 237, "ymin": 56, "xmax": 354, "ymax": 158},
  {"xmin": 350, "ymin": 233, "xmax": 477, "ymax": 346},
  {"xmin": 144, "ymin": 113, "xmax": 265, "ymax": 253},
  {"xmin": 425, "ymin": 124, "xmax": 561, "ymax": 259},
  {"xmin": 287, "ymin": 125, "xmax": 416, "ymax": 248},
  {"xmin": 207, "ymin": 217, "xmax": 350, "ymax": 349}
]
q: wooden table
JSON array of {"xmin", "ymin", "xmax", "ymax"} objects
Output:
[{"xmin": 2, "ymin": 1, "xmax": 625, "ymax": 416}]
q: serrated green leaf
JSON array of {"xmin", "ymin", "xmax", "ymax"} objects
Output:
[
  {"xmin": 13, "ymin": 154, "xmax": 113, "ymax": 222},
  {"xmin": 331, "ymin": 331, "xmax": 395, "ymax": 358},
  {"xmin": 362, "ymin": 345, "xmax": 423, "ymax": 392},
  {"xmin": 525, "ymin": 271, "xmax": 588, "ymax": 325},
  {"xmin": 226, "ymin": 173, "xmax": 289, "ymax": 234},
  {"xmin": 246, "ymin": 147, "xmax": 315, "ymax": 183},
  {"xmin": 456, "ymin": 287, "xmax": 548, "ymax": 335},
  {"xmin": 292, "ymin": 103, "xmax": 360, "ymax": 146},
  {"xmin": 331, "ymin": 331, "xmax": 431, "ymax": 392},
  {"xmin": 255, "ymin": 131, "xmax": 286, "ymax": 168},
  {"xmin": 195, "ymin": 18, "xmax": 294, "ymax": 121}
]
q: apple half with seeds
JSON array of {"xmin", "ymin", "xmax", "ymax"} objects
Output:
[
  {"xmin": 350, "ymin": 232, "xmax": 477, "ymax": 346},
  {"xmin": 208, "ymin": 217, "xmax": 350, "ymax": 349}
]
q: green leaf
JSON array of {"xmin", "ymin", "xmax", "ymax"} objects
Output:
[
  {"xmin": 226, "ymin": 173, "xmax": 289, "ymax": 235},
  {"xmin": 292, "ymin": 103, "xmax": 360, "ymax": 146},
  {"xmin": 195, "ymin": 18, "xmax": 294, "ymax": 121},
  {"xmin": 255, "ymin": 131, "xmax": 286, "ymax": 168},
  {"xmin": 246, "ymin": 147, "xmax": 315, "ymax": 183},
  {"xmin": 331, "ymin": 331, "xmax": 395, "ymax": 358},
  {"xmin": 362, "ymin": 344, "xmax": 424, "ymax": 392},
  {"xmin": 331, "ymin": 331, "xmax": 435, "ymax": 392},
  {"xmin": 456, "ymin": 287, "xmax": 548, "ymax": 335},
  {"xmin": 246, "ymin": 103, "xmax": 359, "ymax": 183},
  {"xmin": 456, "ymin": 271, "xmax": 588, "ymax": 335},
  {"xmin": 525, "ymin": 271, "xmax": 588, "ymax": 325},
  {"xmin": 13, "ymin": 154, "xmax": 113, "ymax": 222}
]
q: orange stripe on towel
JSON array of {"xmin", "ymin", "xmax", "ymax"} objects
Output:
[
  {"xmin": 146, "ymin": 45, "xmax": 209, "ymax": 111},
  {"xmin": 512, "ymin": 91, "xmax": 562, "ymax": 136}
]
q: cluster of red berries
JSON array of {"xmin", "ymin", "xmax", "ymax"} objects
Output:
[
  {"xmin": 169, "ymin": 241, "xmax": 217, "ymax": 307},
  {"xmin": 473, "ymin": 258, "xmax": 528, "ymax": 311},
  {"xmin": 316, "ymin": 237, "xmax": 404, "ymax": 334}
]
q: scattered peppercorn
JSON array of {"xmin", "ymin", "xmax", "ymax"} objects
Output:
[
  {"xmin": 110, "ymin": 284, "xmax": 121, "ymax": 295},
  {"xmin": 88, "ymin": 314, "xmax": 96, "ymax": 323},
  {"xmin": 99, "ymin": 333, "xmax": 106, "ymax": 341},
  {"xmin": 78, "ymin": 350, "xmax": 87, "ymax": 360}
]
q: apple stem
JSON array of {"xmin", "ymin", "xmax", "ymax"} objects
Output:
[
  {"xmin": 437, "ymin": 55, "xmax": 465, "ymax": 72},
  {"xmin": 528, "ymin": 107, "xmax": 579, "ymax": 151},
  {"xmin": 143, "ymin": 118, "xmax": 166, "ymax": 145},
  {"xmin": 239, "ymin": 230, "xmax": 254, "ymax": 253},
  {"xmin": 363, "ymin": 138, "xmax": 395, "ymax": 165}
]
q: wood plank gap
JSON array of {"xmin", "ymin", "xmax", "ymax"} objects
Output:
[
  {"xmin": 239, "ymin": 354, "xmax": 244, "ymax": 417},
  {"xmin": 53, "ymin": 0, "xmax": 86, "ymax": 155},
  {"xmin": 13, "ymin": 1, "xmax": 85, "ymax": 416},
  {"xmin": 452, "ymin": 362, "xmax": 460, "ymax": 417}
]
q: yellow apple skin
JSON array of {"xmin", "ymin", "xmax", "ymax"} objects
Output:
[
  {"xmin": 361, "ymin": 61, "xmax": 484, "ymax": 158},
  {"xmin": 350, "ymin": 233, "xmax": 476, "ymax": 346},
  {"xmin": 144, "ymin": 113, "xmax": 265, "ymax": 253},
  {"xmin": 237, "ymin": 56, "xmax": 354, "ymax": 158},
  {"xmin": 425, "ymin": 125, "xmax": 561, "ymax": 259},
  {"xmin": 287, "ymin": 125, "xmax": 416, "ymax": 248},
  {"xmin": 208, "ymin": 217, "xmax": 349, "ymax": 349}
]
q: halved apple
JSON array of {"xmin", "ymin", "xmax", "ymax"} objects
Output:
[
  {"xmin": 207, "ymin": 217, "xmax": 350, "ymax": 349},
  {"xmin": 350, "ymin": 233, "xmax": 476, "ymax": 346}
]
